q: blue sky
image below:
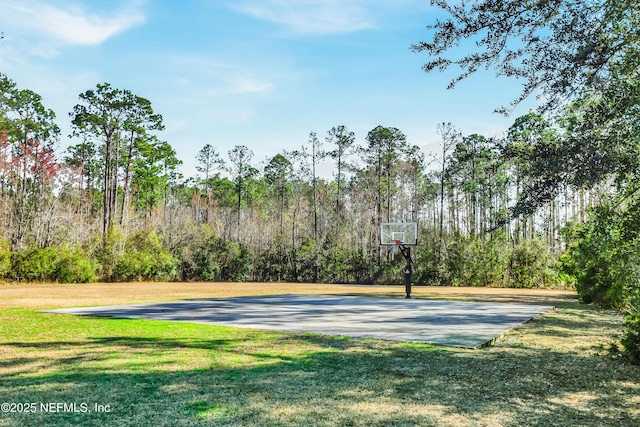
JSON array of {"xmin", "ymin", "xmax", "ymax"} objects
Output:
[{"xmin": 0, "ymin": 0, "xmax": 536, "ymax": 178}]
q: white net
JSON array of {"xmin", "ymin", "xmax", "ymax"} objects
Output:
[{"xmin": 391, "ymin": 244, "xmax": 400, "ymax": 256}]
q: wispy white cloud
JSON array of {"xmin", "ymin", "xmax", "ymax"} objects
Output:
[
  {"xmin": 168, "ymin": 55, "xmax": 274, "ymax": 96},
  {"xmin": 230, "ymin": 73, "xmax": 273, "ymax": 94},
  {"xmin": 0, "ymin": 0, "xmax": 145, "ymax": 48},
  {"xmin": 233, "ymin": 0, "xmax": 376, "ymax": 35}
]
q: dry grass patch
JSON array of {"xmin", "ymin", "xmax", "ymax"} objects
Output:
[{"xmin": 0, "ymin": 281, "xmax": 575, "ymax": 310}]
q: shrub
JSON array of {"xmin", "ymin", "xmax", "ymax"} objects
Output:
[
  {"xmin": 561, "ymin": 194, "xmax": 640, "ymax": 362},
  {"xmin": 11, "ymin": 245, "xmax": 97, "ymax": 283},
  {"xmin": 622, "ymin": 313, "xmax": 640, "ymax": 364},
  {"xmin": 560, "ymin": 204, "xmax": 635, "ymax": 308},
  {"xmin": 476, "ymin": 235, "xmax": 511, "ymax": 286},
  {"xmin": 221, "ymin": 242, "xmax": 252, "ymax": 281},
  {"xmin": 115, "ymin": 250, "xmax": 155, "ymax": 281},
  {"xmin": 176, "ymin": 226, "xmax": 253, "ymax": 282},
  {"xmin": 54, "ymin": 246, "xmax": 98, "ymax": 283},
  {"xmin": 414, "ymin": 239, "xmax": 448, "ymax": 286},
  {"xmin": 254, "ymin": 248, "xmax": 286, "ymax": 282},
  {"xmin": 176, "ymin": 225, "xmax": 217, "ymax": 281},
  {"xmin": 292, "ymin": 237, "xmax": 320, "ymax": 282},
  {"xmin": 114, "ymin": 230, "xmax": 178, "ymax": 281},
  {"xmin": 319, "ymin": 246, "xmax": 352, "ymax": 284},
  {"xmin": 413, "ymin": 230, "xmax": 551, "ymax": 288},
  {"xmin": 0, "ymin": 237, "xmax": 11, "ymax": 279},
  {"xmin": 94, "ymin": 226, "xmax": 125, "ymax": 280},
  {"xmin": 447, "ymin": 235, "xmax": 511, "ymax": 287},
  {"xmin": 508, "ymin": 238, "xmax": 556, "ymax": 288},
  {"xmin": 12, "ymin": 247, "xmax": 58, "ymax": 282}
]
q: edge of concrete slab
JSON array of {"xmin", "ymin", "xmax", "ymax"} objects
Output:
[{"xmin": 476, "ymin": 306, "xmax": 556, "ymax": 349}]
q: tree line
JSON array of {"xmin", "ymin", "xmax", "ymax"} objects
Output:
[{"xmin": 1, "ymin": 72, "xmax": 594, "ymax": 289}]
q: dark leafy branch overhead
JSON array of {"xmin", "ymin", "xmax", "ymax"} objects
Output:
[
  {"xmin": 412, "ymin": 0, "xmax": 636, "ymax": 113},
  {"xmin": 414, "ymin": 0, "xmax": 640, "ymax": 225}
]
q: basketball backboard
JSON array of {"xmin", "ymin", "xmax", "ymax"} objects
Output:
[{"xmin": 380, "ymin": 222, "xmax": 418, "ymax": 245}]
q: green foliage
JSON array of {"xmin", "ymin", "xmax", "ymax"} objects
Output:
[
  {"xmin": 560, "ymin": 203, "xmax": 638, "ymax": 309},
  {"xmin": 12, "ymin": 247, "xmax": 58, "ymax": 282},
  {"xmin": 561, "ymin": 193, "xmax": 640, "ymax": 362},
  {"xmin": 114, "ymin": 230, "xmax": 178, "ymax": 282},
  {"xmin": 115, "ymin": 251, "xmax": 155, "ymax": 282},
  {"xmin": 413, "ymin": 228, "xmax": 556, "ymax": 288},
  {"xmin": 227, "ymin": 145, "xmax": 258, "ymax": 208},
  {"xmin": 476, "ymin": 236, "xmax": 511, "ymax": 286},
  {"xmin": 622, "ymin": 313, "xmax": 640, "ymax": 364},
  {"xmin": 508, "ymin": 238, "xmax": 557, "ymax": 288},
  {"xmin": 94, "ymin": 227, "xmax": 125, "ymax": 280},
  {"xmin": 352, "ymin": 250, "xmax": 382, "ymax": 284},
  {"xmin": 132, "ymin": 139, "xmax": 182, "ymax": 214},
  {"xmin": 447, "ymin": 235, "xmax": 511, "ymax": 287},
  {"xmin": 53, "ymin": 246, "xmax": 98, "ymax": 283},
  {"xmin": 0, "ymin": 237, "xmax": 11, "ymax": 279},
  {"xmin": 413, "ymin": 0, "xmax": 637, "ymax": 114},
  {"xmin": 413, "ymin": 240, "xmax": 447, "ymax": 285},
  {"xmin": 176, "ymin": 226, "xmax": 211, "ymax": 281},
  {"xmin": 196, "ymin": 144, "xmax": 223, "ymax": 183},
  {"xmin": 176, "ymin": 226, "xmax": 252, "ymax": 282},
  {"xmin": 254, "ymin": 248, "xmax": 288, "ymax": 282},
  {"xmin": 221, "ymin": 241, "xmax": 252, "ymax": 281},
  {"xmin": 207, "ymin": 175, "xmax": 236, "ymax": 207},
  {"xmin": 320, "ymin": 247, "xmax": 356, "ymax": 284},
  {"xmin": 11, "ymin": 245, "xmax": 96, "ymax": 283},
  {"xmin": 252, "ymin": 240, "xmax": 382, "ymax": 285},
  {"xmin": 309, "ymin": 245, "xmax": 398, "ymax": 285}
]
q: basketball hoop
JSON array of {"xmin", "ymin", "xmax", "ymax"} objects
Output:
[{"xmin": 380, "ymin": 222, "xmax": 418, "ymax": 299}]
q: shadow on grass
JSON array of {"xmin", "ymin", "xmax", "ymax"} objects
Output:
[
  {"xmin": 1, "ymin": 306, "xmax": 638, "ymax": 427},
  {"xmin": 2, "ymin": 337, "xmax": 237, "ymax": 351},
  {"xmin": 522, "ymin": 305, "xmax": 624, "ymax": 342}
]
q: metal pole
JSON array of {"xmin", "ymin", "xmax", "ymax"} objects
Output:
[{"xmin": 404, "ymin": 246, "xmax": 412, "ymax": 299}]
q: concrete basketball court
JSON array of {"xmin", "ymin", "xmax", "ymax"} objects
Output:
[{"xmin": 46, "ymin": 294, "xmax": 554, "ymax": 348}]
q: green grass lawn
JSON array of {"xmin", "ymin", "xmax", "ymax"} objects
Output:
[{"xmin": 1, "ymin": 284, "xmax": 639, "ymax": 426}]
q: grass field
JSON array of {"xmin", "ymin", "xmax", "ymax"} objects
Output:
[{"xmin": 0, "ymin": 282, "xmax": 638, "ymax": 426}]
